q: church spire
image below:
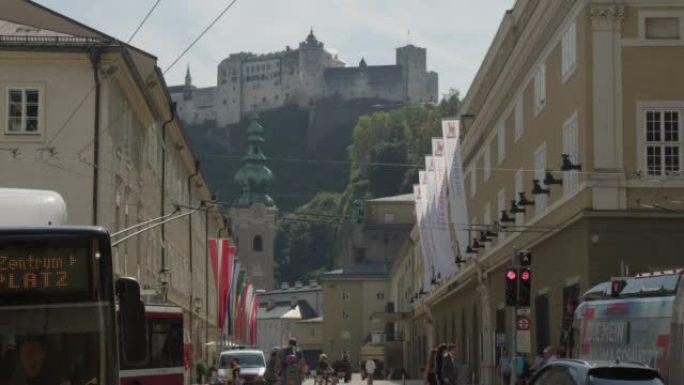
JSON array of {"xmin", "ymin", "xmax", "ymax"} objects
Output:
[
  {"xmin": 233, "ymin": 115, "xmax": 275, "ymax": 208},
  {"xmin": 185, "ymin": 64, "xmax": 192, "ymax": 87}
]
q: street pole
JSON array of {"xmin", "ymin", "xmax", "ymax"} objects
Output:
[{"xmin": 510, "ymin": 249, "xmax": 518, "ymax": 385}]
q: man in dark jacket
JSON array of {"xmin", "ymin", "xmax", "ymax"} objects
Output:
[{"xmin": 440, "ymin": 344, "xmax": 458, "ymax": 385}]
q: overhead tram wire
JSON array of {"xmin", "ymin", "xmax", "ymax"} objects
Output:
[
  {"xmin": 163, "ymin": 0, "xmax": 240, "ymax": 74},
  {"xmin": 127, "ymin": 0, "xmax": 163, "ymax": 43}
]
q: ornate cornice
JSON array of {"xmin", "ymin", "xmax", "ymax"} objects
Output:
[{"xmin": 590, "ymin": 4, "xmax": 625, "ymax": 30}]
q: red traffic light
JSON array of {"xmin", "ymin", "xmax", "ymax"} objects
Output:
[
  {"xmin": 506, "ymin": 269, "xmax": 517, "ymax": 281},
  {"xmin": 520, "ymin": 269, "xmax": 531, "ymax": 281}
]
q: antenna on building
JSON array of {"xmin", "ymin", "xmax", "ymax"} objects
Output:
[{"xmin": 407, "ymin": 29, "xmax": 411, "ymax": 45}]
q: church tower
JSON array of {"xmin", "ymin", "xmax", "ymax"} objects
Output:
[{"xmin": 230, "ymin": 115, "xmax": 277, "ymax": 290}]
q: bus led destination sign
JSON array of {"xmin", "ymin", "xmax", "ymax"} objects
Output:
[{"xmin": 0, "ymin": 251, "xmax": 88, "ymax": 292}]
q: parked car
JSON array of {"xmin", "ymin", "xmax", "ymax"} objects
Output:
[
  {"xmin": 528, "ymin": 359, "xmax": 664, "ymax": 385},
  {"xmin": 218, "ymin": 349, "xmax": 267, "ymax": 385}
]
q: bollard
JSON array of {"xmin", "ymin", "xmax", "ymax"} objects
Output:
[{"xmin": 401, "ymin": 372, "xmax": 405, "ymax": 385}]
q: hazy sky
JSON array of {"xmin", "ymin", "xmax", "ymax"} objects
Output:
[{"xmin": 35, "ymin": 0, "xmax": 513, "ymax": 98}]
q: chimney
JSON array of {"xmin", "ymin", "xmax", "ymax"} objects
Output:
[
  {"xmin": 309, "ymin": 280, "xmax": 318, "ymax": 288},
  {"xmin": 294, "ymin": 280, "xmax": 303, "ymax": 289},
  {"xmin": 281, "ymin": 282, "xmax": 290, "ymax": 290}
]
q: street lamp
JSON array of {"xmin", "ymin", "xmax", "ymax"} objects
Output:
[{"xmin": 158, "ymin": 267, "xmax": 171, "ymax": 303}]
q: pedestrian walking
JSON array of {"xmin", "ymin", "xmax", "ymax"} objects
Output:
[
  {"xmin": 364, "ymin": 359, "xmax": 376, "ymax": 385},
  {"xmin": 440, "ymin": 344, "xmax": 458, "ymax": 385},
  {"xmin": 435, "ymin": 344, "xmax": 447, "ymax": 385},
  {"xmin": 265, "ymin": 349, "xmax": 280, "ymax": 385},
  {"xmin": 424, "ymin": 349, "xmax": 438, "ymax": 385}
]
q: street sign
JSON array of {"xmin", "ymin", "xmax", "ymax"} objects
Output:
[
  {"xmin": 516, "ymin": 316, "xmax": 531, "ymax": 330},
  {"xmin": 516, "ymin": 308, "xmax": 531, "ymax": 316},
  {"xmin": 516, "ymin": 330, "xmax": 531, "ymax": 353}
]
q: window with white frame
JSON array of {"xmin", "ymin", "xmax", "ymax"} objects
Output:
[
  {"xmin": 6, "ymin": 88, "xmax": 41, "ymax": 134},
  {"xmin": 469, "ymin": 166, "xmax": 477, "ymax": 197},
  {"xmin": 342, "ymin": 311, "xmax": 350, "ymax": 320},
  {"xmin": 497, "ymin": 122, "xmax": 506, "ymax": 164},
  {"xmin": 484, "ymin": 145, "xmax": 491, "ymax": 181},
  {"xmin": 534, "ymin": 63, "xmax": 547, "ymax": 113},
  {"xmin": 561, "ymin": 21, "xmax": 577, "ymax": 81},
  {"xmin": 497, "ymin": 189, "xmax": 506, "ymax": 241},
  {"xmin": 534, "ymin": 144, "xmax": 548, "ymax": 216},
  {"xmin": 563, "ymin": 113, "xmax": 580, "ymax": 194},
  {"xmin": 341, "ymin": 291, "xmax": 350, "ymax": 301},
  {"xmin": 514, "ymin": 169, "xmax": 525, "ymax": 226},
  {"xmin": 645, "ymin": 109, "xmax": 683, "ymax": 176},
  {"xmin": 515, "ymin": 96, "xmax": 524, "ymax": 141}
]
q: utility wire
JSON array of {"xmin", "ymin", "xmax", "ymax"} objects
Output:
[
  {"xmin": 163, "ymin": 0, "xmax": 240, "ymax": 74},
  {"xmin": 127, "ymin": 0, "xmax": 163, "ymax": 43},
  {"xmin": 43, "ymin": 0, "xmax": 164, "ymax": 150}
]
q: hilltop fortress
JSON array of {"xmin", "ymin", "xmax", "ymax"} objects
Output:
[{"xmin": 170, "ymin": 30, "xmax": 438, "ymax": 126}]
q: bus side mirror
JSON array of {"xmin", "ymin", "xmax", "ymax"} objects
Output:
[{"xmin": 116, "ymin": 277, "xmax": 148, "ymax": 365}]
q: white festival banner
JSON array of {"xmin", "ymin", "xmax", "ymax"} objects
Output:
[
  {"xmin": 419, "ymin": 170, "xmax": 438, "ymax": 287},
  {"xmin": 441, "ymin": 119, "xmax": 470, "ymax": 258},
  {"xmin": 413, "ymin": 184, "xmax": 434, "ymax": 292},
  {"xmin": 431, "ymin": 138, "xmax": 457, "ymax": 279}
]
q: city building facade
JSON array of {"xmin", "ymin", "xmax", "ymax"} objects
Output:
[
  {"xmin": 401, "ymin": 1, "xmax": 684, "ymax": 384},
  {"xmin": 320, "ymin": 264, "xmax": 389, "ymax": 371},
  {"xmin": 255, "ymin": 280, "xmax": 323, "ymax": 353},
  {"xmin": 169, "ymin": 31, "xmax": 438, "ymax": 127},
  {"xmin": 0, "ymin": 0, "xmax": 228, "ymax": 375}
]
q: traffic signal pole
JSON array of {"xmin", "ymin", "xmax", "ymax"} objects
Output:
[{"xmin": 510, "ymin": 248, "xmax": 518, "ymax": 385}]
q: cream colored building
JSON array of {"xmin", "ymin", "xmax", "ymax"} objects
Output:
[
  {"xmin": 404, "ymin": 1, "xmax": 684, "ymax": 384},
  {"xmin": 0, "ymin": 0, "xmax": 227, "ymax": 369},
  {"xmin": 320, "ymin": 265, "xmax": 389, "ymax": 370}
]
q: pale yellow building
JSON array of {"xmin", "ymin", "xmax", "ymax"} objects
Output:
[
  {"xmin": 0, "ymin": 0, "xmax": 227, "ymax": 369},
  {"xmin": 320, "ymin": 265, "xmax": 389, "ymax": 370},
  {"xmin": 400, "ymin": 1, "xmax": 684, "ymax": 384}
]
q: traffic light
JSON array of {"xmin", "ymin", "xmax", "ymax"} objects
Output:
[
  {"xmin": 518, "ymin": 268, "xmax": 531, "ymax": 307},
  {"xmin": 505, "ymin": 268, "xmax": 518, "ymax": 306},
  {"xmin": 611, "ymin": 279, "xmax": 627, "ymax": 297}
]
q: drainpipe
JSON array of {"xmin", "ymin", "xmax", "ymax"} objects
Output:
[
  {"xmin": 160, "ymin": 102, "xmax": 176, "ymax": 279},
  {"xmin": 188, "ymin": 159, "xmax": 200, "ymax": 366},
  {"xmin": 204, "ymin": 201, "xmax": 211, "ymax": 361},
  {"xmin": 88, "ymin": 46, "xmax": 102, "ymax": 225}
]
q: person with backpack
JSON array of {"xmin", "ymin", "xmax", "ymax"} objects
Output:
[{"xmin": 280, "ymin": 339, "xmax": 302, "ymax": 385}]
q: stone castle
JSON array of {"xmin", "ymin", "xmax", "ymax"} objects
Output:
[{"xmin": 170, "ymin": 30, "xmax": 438, "ymax": 126}]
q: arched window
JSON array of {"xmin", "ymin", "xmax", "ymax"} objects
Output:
[{"xmin": 253, "ymin": 235, "xmax": 263, "ymax": 252}]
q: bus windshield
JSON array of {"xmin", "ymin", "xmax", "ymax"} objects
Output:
[{"xmin": 0, "ymin": 233, "xmax": 111, "ymax": 385}]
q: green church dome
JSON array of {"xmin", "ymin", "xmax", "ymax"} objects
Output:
[{"xmin": 233, "ymin": 115, "xmax": 276, "ymax": 208}]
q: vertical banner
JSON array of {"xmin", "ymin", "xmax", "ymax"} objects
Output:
[
  {"xmin": 250, "ymin": 295, "xmax": 260, "ymax": 345},
  {"xmin": 231, "ymin": 269, "xmax": 245, "ymax": 338},
  {"xmin": 413, "ymin": 184, "xmax": 433, "ymax": 293},
  {"xmin": 218, "ymin": 239, "xmax": 235, "ymax": 332},
  {"xmin": 419, "ymin": 170, "xmax": 438, "ymax": 287},
  {"xmin": 228, "ymin": 261, "xmax": 241, "ymax": 336},
  {"xmin": 442, "ymin": 119, "xmax": 470, "ymax": 258},
  {"xmin": 424, "ymin": 156, "xmax": 444, "ymax": 282},
  {"xmin": 432, "ymin": 138, "xmax": 457, "ymax": 279}
]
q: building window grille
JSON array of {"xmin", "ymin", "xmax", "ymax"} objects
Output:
[
  {"xmin": 645, "ymin": 109, "xmax": 682, "ymax": 176},
  {"xmin": 484, "ymin": 145, "xmax": 491, "ymax": 181},
  {"xmin": 6, "ymin": 88, "xmax": 40, "ymax": 134},
  {"xmin": 534, "ymin": 144, "xmax": 548, "ymax": 215},
  {"xmin": 497, "ymin": 122, "xmax": 506, "ymax": 164},
  {"xmin": 514, "ymin": 96, "xmax": 524, "ymax": 141}
]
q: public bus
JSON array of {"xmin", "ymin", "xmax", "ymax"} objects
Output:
[
  {"xmin": 0, "ymin": 188, "xmax": 147, "ymax": 385},
  {"xmin": 120, "ymin": 304, "xmax": 184, "ymax": 385},
  {"xmin": 573, "ymin": 269, "xmax": 684, "ymax": 384}
]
